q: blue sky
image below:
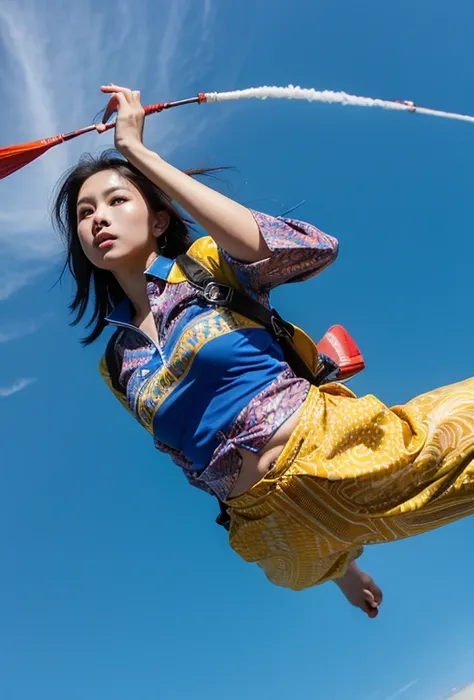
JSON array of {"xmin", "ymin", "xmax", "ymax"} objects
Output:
[{"xmin": 0, "ymin": 0, "xmax": 473, "ymax": 698}]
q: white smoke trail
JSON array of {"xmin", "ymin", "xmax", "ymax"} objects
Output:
[{"xmin": 204, "ymin": 85, "xmax": 474, "ymax": 124}]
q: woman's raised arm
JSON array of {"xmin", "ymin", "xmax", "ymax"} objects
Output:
[
  {"xmin": 125, "ymin": 142, "xmax": 270, "ymax": 262},
  {"xmin": 99, "ymin": 83, "xmax": 270, "ymax": 263}
]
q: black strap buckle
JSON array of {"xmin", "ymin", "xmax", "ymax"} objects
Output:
[
  {"xmin": 313, "ymin": 355, "xmax": 341, "ymax": 383},
  {"xmin": 203, "ymin": 282, "xmax": 234, "ymax": 305},
  {"xmin": 216, "ymin": 500, "xmax": 231, "ymax": 531},
  {"xmin": 270, "ymin": 312, "xmax": 294, "ymax": 339}
]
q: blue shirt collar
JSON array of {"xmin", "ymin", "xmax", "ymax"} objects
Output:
[
  {"xmin": 145, "ymin": 255, "xmax": 175, "ymax": 280},
  {"xmin": 105, "ymin": 255, "xmax": 175, "ymax": 326},
  {"xmin": 105, "ymin": 297, "xmax": 134, "ymax": 325}
]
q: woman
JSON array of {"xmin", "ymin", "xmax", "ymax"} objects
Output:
[{"xmin": 53, "ymin": 84, "xmax": 474, "ymax": 619}]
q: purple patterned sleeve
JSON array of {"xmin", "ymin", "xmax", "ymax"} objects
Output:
[{"xmin": 219, "ymin": 210, "xmax": 339, "ymax": 292}]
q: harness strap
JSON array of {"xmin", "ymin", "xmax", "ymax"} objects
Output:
[
  {"xmin": 105, "ymin": 329, "xmax": 123, "ymax": 393},
  {"xmin": 175, "ymin": 253, "xmax": 332, "ymax": 385}
]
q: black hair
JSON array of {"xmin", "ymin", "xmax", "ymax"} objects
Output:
[{"xmin": 52, "ymin": 148, "xmax": 224, "ymax": 345}]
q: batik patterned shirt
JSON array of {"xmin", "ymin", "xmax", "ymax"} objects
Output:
[{"xmin": 101, "ymin": 210, "xmax": 339, "ymax": 500}]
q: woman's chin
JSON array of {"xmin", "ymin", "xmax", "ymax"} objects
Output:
[
  {"xmin": 93, "ymin": 248, "xmax": 127, "ymax": 270},
  {"xmin": 95, "ymin": 248, "xmax": 147, "ymax": 273}
]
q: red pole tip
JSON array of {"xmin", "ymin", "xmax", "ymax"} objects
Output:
[
  {"xmin": 197, "ymin": 93, "xmax": 207, "ymax": 104},
  {"xmin": 144, "ymin": 103, "xmax": 165, "ymax": 115}
]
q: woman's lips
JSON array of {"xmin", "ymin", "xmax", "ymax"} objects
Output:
[{"xmin": 98, "ymin": 238, "xmax": 115, "ymax": 249}]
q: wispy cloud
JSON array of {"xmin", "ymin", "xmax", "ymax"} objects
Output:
[
  {"xmin": 0, "ymin": 377, "xmax": 37, "ymax": 398},
  {"xmin": 0, "ymin": 0, "xmax": 69, "ymax": 244},
  {"xmin": 382, "ymin": 680, "xmax": 418, "ymax": 700},
  {"xmin": 155, "ymin": 1, "xmax": 188, "ymax": 96},
  {"xmin": 0, "ymin": 316, "xmax": 51, "ymax": 344},
  {"xmin": 0, "ymin": 1, "xmax": 66, "ymax": 177},
  {"xmin": 0, "ymin": 0, "xmax": 219, "ymax": 263},
  {"xmin": 0, "ymin": 271, "xmax": 31, "ymax": 301},
  {"xmin": 0, "ymin": 262, "xmax": 52, "ymax": 301},
  {"xmin": 447, "ymin": 685, "xmax": 474, "ymax": 700}
]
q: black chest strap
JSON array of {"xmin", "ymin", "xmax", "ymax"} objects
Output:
[{"xmin": 175, "ymin": 253, "xmax": 330, "ymax": 385}]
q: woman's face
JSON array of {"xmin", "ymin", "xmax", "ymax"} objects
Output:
[{"xmin": 76, "ymin": 169, "xmax": 168, "ymax": 271}]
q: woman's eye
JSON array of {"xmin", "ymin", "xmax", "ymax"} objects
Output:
[{"xmin": 78, "ymin": 197, "xmax": 125, "ymax": 219}]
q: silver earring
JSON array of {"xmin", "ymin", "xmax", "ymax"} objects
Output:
[{"xmin": 159, "ymin": 233, "xmax": 168, "ymax": 252}]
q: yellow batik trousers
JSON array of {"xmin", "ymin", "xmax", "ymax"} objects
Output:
[{"xmin": 227, "ymin": 378, "xmax": 474, "ymax": 590}]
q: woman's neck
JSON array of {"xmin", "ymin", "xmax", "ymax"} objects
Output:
[{"xmin": 114, "ymin": 253, "xmax": 159, "ymax": 323}]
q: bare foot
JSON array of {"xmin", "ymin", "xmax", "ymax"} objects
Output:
[{"xmin": 334, "ymin": 561, "xmax": 383, "ymax": 618}]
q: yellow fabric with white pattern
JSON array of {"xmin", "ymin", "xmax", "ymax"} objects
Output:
[{"xmin": 227, "ymin": 377, "xmax": 474, "ymax": 590}]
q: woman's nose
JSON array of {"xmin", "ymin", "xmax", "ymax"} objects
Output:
[{"xmin": 93, "ymin": 207, "xmax": 111, "ymax": 228}]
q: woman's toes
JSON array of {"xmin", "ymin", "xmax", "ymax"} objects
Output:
[{"xmin": 363, "ymin": 587, "xmax": 380, "ymax": 618}]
